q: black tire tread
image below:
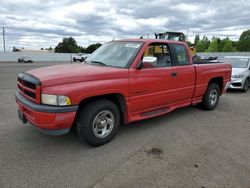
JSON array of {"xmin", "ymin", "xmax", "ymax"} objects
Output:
[
  {"xmin": 201, "ymin": 83, "xmax": 220, "ymax": 111},
  {"xmin": 76, "ymin": 99, "xmax": 120, "ymax": 146},
  {"xmin": 242, "ymin": 78, "xmax": 249, "ymax": 92}
]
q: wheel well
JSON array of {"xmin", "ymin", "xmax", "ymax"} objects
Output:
[
  {"xmin": 77, "ymin": 94, "xmax": 126, "ymax": 123},
  {"xmin": 208, "ymin": 77, "xmax": 223, "ymax": 94}
]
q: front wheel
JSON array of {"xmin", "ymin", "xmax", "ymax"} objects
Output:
[
  {"xmin": 76, "ymin": 99, "xmax": 120, "ymax": 146},
  {"xmin": 242, "ymin": 79, "xmax": 249, "ymax": 92},
  {"xmin": 201, "ymin": 83, "xmax": 220, "ymax": 110}
]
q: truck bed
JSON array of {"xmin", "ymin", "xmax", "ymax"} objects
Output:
[{"xmin": 193, "ymin": 62, "xmax": 231, "ymax": 99}]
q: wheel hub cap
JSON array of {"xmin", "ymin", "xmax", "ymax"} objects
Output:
[
  {"xmin": 92, "ymin": 110, "xmax": 115, "ymax": 138},
  {"xmin": 209, "ymin": 89, "xmax": 218, "ymax": 106}
]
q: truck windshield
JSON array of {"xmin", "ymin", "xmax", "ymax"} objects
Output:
[
  {"xmin": 85, "ymin": 42, "xmax": 143, "ymax": 68},
  {"xmin": 222, "ymin": 58, "xmax": 249, "ymax": 68}
]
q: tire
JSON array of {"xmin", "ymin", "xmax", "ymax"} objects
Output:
[
  {"xmin": 242, "ymin": 78, "xmax": 249, "ymax": 92},
  {"xmin": 73, "ymin": 57, "xmax": 76, "ymax": 62},
  {"xmin": 76, "ymin": 99, "xmax": 120, "ymax": 146},
  {"xmin": 201, "ymin": 83, "xmax": 220, "ymax": 110}
]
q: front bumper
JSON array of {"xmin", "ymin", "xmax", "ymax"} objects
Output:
[
  {"xmin": 229, "ymin": 77, "xmax": 245, "ymax": 89},
  {"xmin": 15, "ymin": 91, "xmax": 78, "ymax": 135}
]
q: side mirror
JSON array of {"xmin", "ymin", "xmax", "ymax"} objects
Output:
[{"xmin": 137, "ymin": 56, "xmax": 157, "ymax": 69}]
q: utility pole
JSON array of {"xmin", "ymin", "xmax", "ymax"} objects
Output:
[{"xmin": 2, "ymin": 27, "xmax": 5, "ymax": 51}]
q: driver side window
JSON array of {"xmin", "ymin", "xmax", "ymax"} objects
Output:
[{"xmin": 143, "ymin": 43, "xmax": 172, "ymax": 67}]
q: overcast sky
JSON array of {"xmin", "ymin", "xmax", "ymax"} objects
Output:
[{"xmin": 0, "ymin": 0, "xmax": 250, "ymax": 50}]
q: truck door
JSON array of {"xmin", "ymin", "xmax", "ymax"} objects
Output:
[
  {"xmin": 129, "ymin": 42, "xmax": 181, "ymax": 115},
  {"xmin": 168, "ymin": 43, "xmax": 196, "ymax": 102}
]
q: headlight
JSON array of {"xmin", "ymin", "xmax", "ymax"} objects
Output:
[
  {"xmin": 41, "ymin": 94, "xmax": 71, "ymax": 106},
  {"xmin": 232, "ymin": 73, "xmax": 244, "ymax": 78}
]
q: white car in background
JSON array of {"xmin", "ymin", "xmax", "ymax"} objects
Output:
[
  {"xmin": 18, "ymin": 56, "xmax": 33, "ymax": 63},
  {"xmin": 72, "ymin": 54, "xmax": 89, "ymax": 62},
  {"xmin": 221, "ymin": 56, "xmax": 250, "ymax": 92}
]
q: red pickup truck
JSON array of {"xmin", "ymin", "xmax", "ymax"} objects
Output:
[{"xmin": 16, "ymin": 39, "xmax": 231, "ymax": 146}]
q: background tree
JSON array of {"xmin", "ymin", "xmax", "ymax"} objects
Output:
[
  {"xmin": 236, "ymin": 29, "xmax": 250, "ymax": 51},
  {"xmin": 195, "ymin": 36, "xmax": 210, "ymax": 52},
  {"xmin": 217, "ymin": 37, "xmax": 234, "ymax": 52},
  {"xmin": 79, "ymin": 46, "xmax": 86, "ymax": 53},
  {"xmin": 223, "ymin": 39, "xmax": 234, "ymax": 52},
  {"xmin": 218, "ymin": 38, "xmax": 226, "ymax": 52},
  {"xmin": 46, "ymin": 47, "xmax": 53, "ymax": 51},
  {"xmin": 85, "ymin": 43, "xmax": 102, "ymax": 53},
  {"xmin": 207, "ymin": 37, "xmax": 219, "ymax": 52},
  {"xmin": 202, "ymin": 36, "xmax": 210, "ymax": 50},
  {"xmin": 196, "ymin": 41, "xmax": 206, "ymax": 52},
  {"xmin": 194, "ymin": 34, "xmax": 200, "ymax": 47},
  {"xmin": 55, "ymin": 37, "xmax": 80, "ymax": 53},
  {"xmin": 186, "ymin": 41, "xmax": 193, "ymax": 47}
]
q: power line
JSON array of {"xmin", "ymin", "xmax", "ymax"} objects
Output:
[{"xmin": 2, "ymin": 27, "xmax": 6, "ymax": 51}]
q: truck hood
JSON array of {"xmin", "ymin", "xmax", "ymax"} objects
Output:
[
  {"xmin": 26, "ymin": 63, "xmax": 128, "ymax": 87},
  {"xmin": 232, "ymin": 68, "xmax": 247, "ymax": 76}
]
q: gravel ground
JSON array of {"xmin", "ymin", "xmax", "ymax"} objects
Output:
[{"xmin": 0, "ymin": 62, "xmax": 250, "ymax": 188}]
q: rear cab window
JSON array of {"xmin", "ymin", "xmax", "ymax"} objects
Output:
[{"xmin": 169, "ymin": 44, "xmax": 190, "ymax": 66}]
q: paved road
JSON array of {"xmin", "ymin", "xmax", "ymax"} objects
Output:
[{"xmin": 0, "ymin": 62, "xmax": 250, "ymax": 188}]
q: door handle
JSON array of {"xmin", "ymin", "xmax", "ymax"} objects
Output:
[{"xmin": 171, "ymin": 72, "xmax": 177, "ymax": 77}]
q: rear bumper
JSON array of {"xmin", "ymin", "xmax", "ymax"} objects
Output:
[{"xmin": 15, "ymin": 91, "xmax": 78, "ymax": 135}]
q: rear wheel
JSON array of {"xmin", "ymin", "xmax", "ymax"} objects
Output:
[
  {"xmin": 76, "ymin": 99, "xmax": 120, "ymax": 146},
  {"xmin": 242, "ymin": 78, "xmax": 249, "ymax": 92},
  {"xmin": 201, "ymin": 83, "xmax": 220, "ymax": 110}
]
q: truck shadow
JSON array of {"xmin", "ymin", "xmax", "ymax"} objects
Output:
[
  {"xmin": 119, "ymin": 106, "xmax": 199, "ymax": 133},
  {"xmin": 226, "ymin": 89, "xmax": 247, "ymax": 94},
  {"xmin": 22, "ymin": 105, "xmax": 201, "ymax": 152},
  {"xmin": 43, "ymin": 106, "xmax": 198, "ymax": 143}
]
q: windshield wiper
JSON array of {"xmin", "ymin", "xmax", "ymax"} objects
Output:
[{"xmin": 89, "ymin": 61, "xmax": 107, "ymax": 66}]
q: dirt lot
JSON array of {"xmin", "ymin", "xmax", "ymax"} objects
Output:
[{"xmin": 0, "ymin": 62, "xmax": 250, "ymax": 188}]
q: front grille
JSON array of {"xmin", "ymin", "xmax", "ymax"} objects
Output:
[
  {"xmin": 17, "ymin": 73, "xmax": 41, "ymax": 103},
  {"xmin": 23, "ymin": 90, "xmax": 36, "ymax": 99},
  {"xmin": 232, "ymin": 83, "xmax": 242, "ymax": 87},
  {"xmin": 23, "ymin": 80, "xmax": 36, "ymax": 89}
]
